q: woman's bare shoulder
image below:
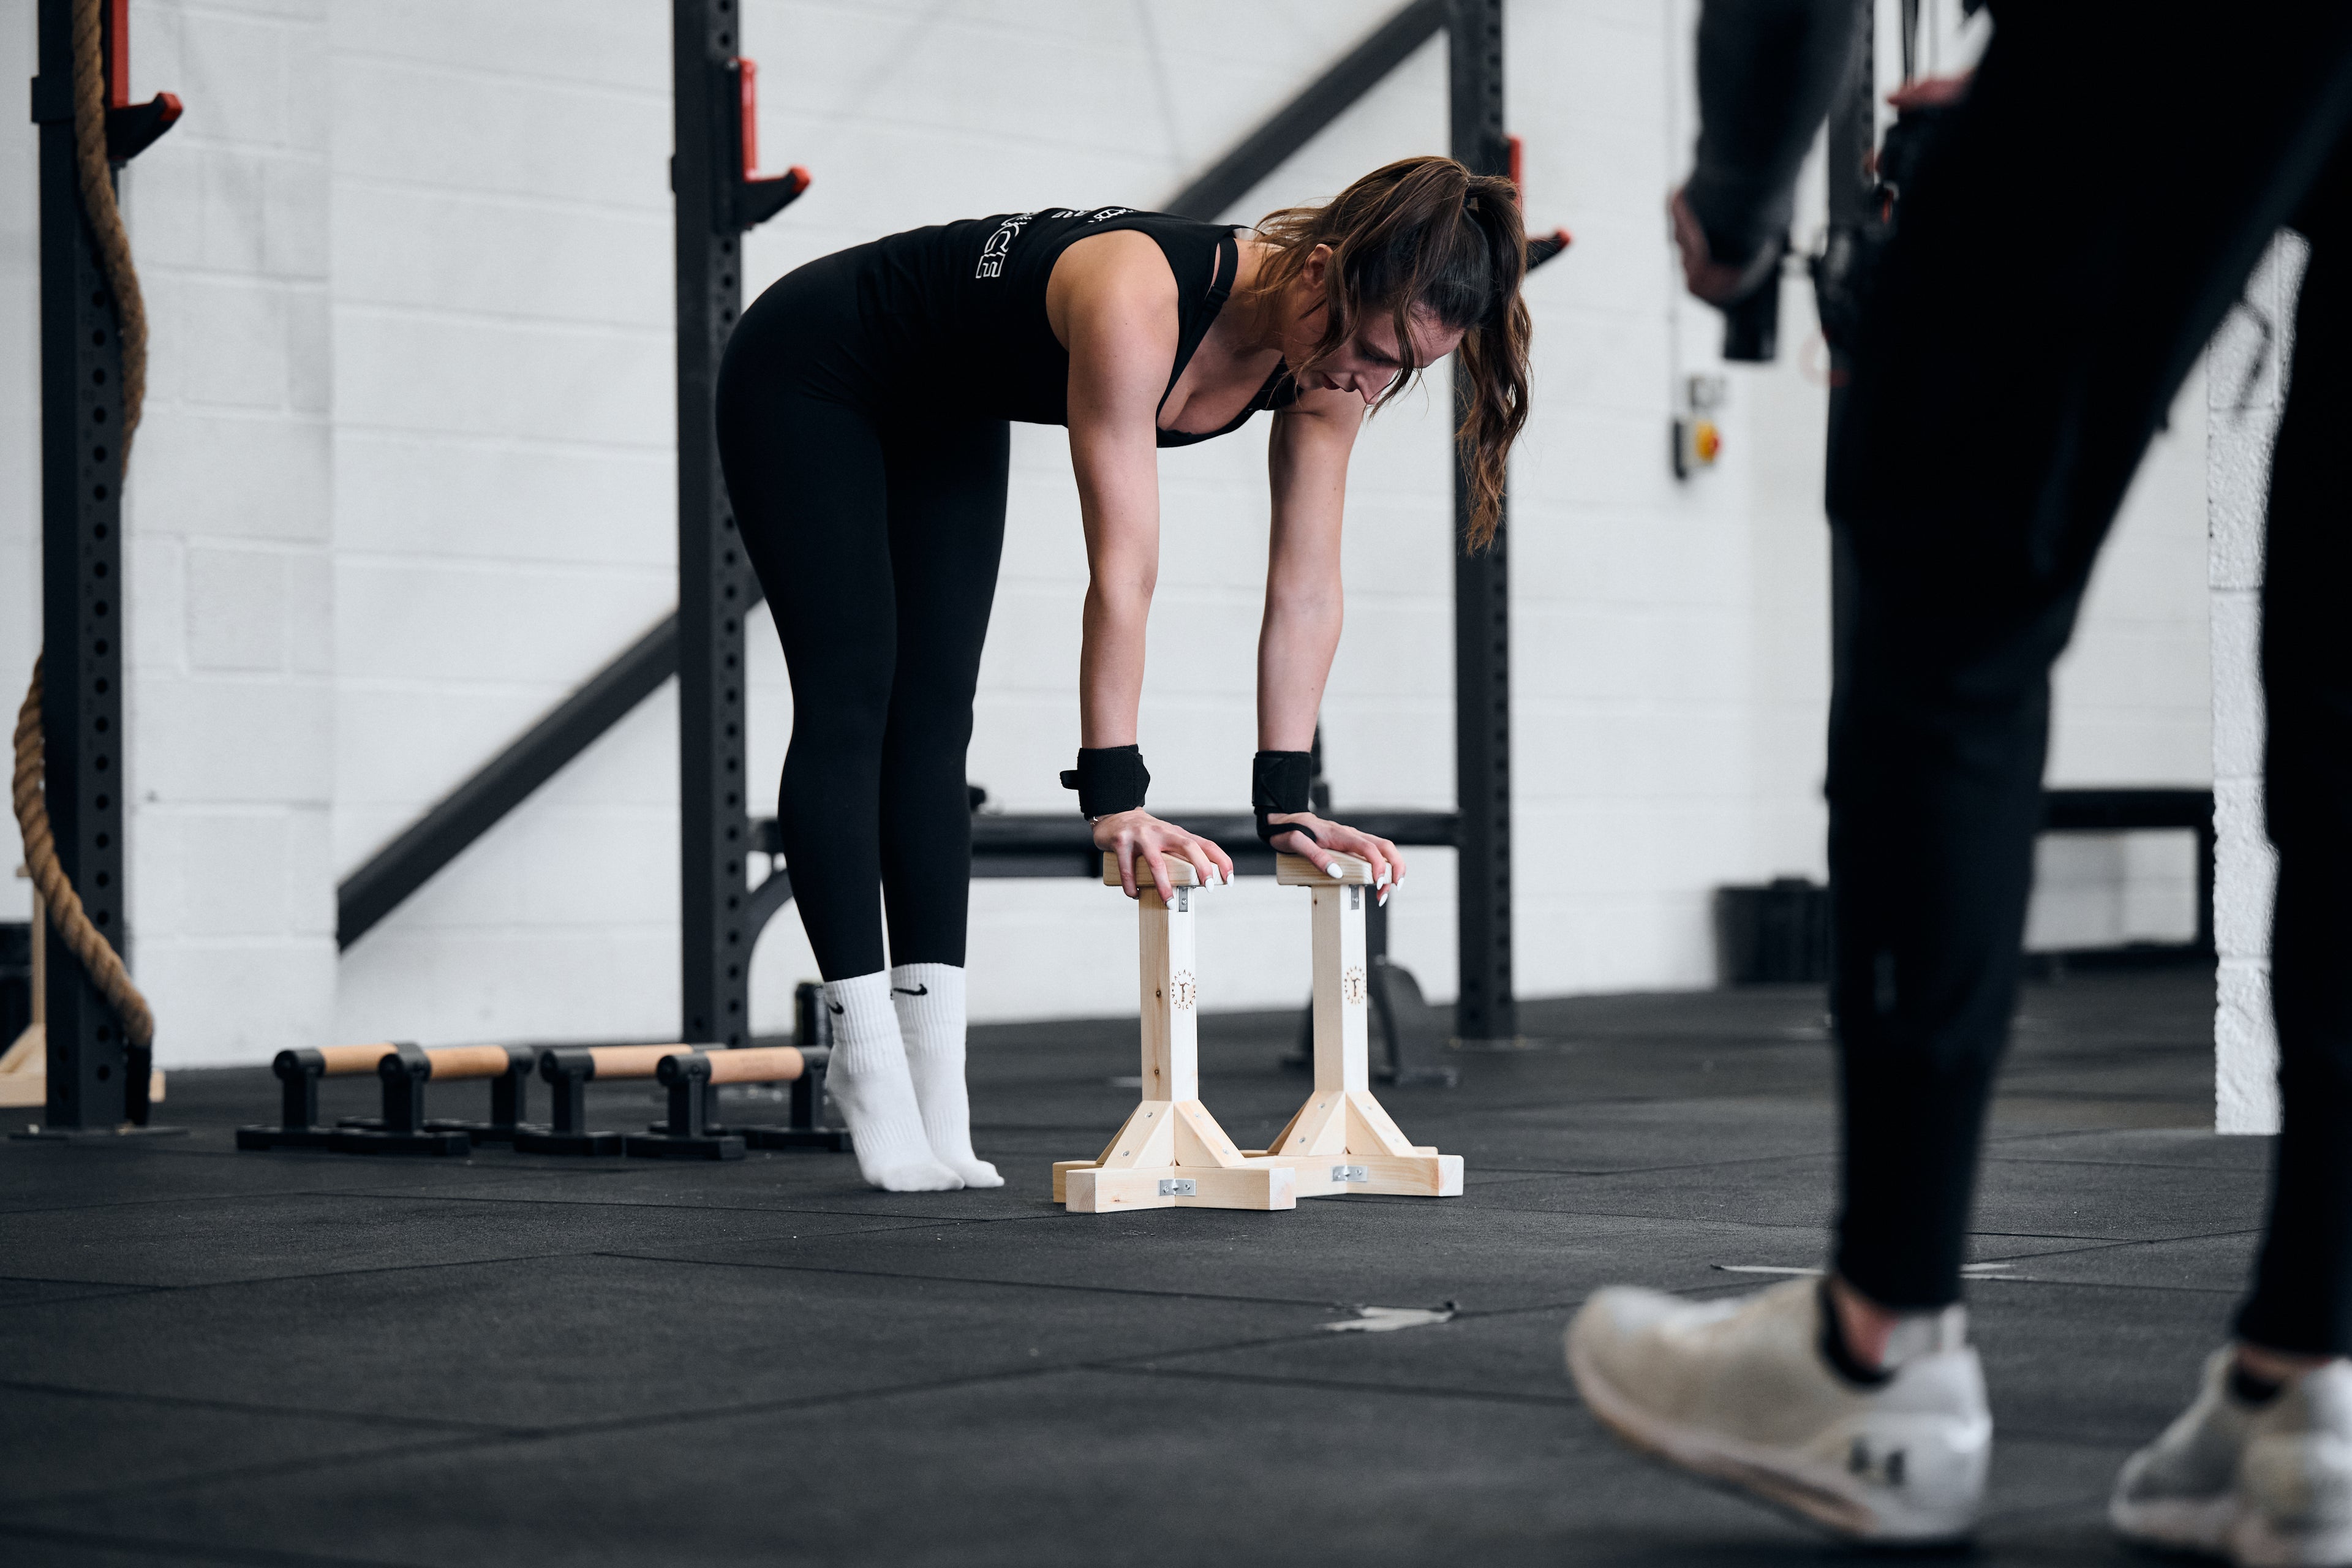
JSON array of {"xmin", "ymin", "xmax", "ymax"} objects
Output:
[
  {"xmin": 1046, "ymin": 229, "xmax": 1180, "ymax": 353},
  {"xmin": 1053, "ymin": 229, "xmax": 1177, "ymax": 300}
]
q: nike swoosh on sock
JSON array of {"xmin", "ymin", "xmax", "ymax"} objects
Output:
[{"xmin": 892, "ymin": 984, "xmax": 929, "ymax": 997}]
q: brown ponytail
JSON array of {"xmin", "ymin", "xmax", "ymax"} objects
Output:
[{"xmin": 1242, "ymin": 156, "xmax": 1532, "ymax": 549}]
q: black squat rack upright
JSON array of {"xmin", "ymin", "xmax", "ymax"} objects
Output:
[{"xmin": 21, "ymin": 0, "xmax": 180, "ymax": 1134}]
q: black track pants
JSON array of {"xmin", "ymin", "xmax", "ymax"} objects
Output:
[
  {"xmin": 715, "ymin": 261, "xmax": 1008, "ymax": 979},
  {"xmin": 1820, "ymin": 4, "xmax": 2352, "ymax": 1351},
  {"xmin": 2241, "ymin": 181, "xmax": 2352, "ymax": 1355}
]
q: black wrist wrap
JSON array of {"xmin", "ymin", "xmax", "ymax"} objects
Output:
[
  {"xmin": 1252, "ymin": 750, "xmax": 1319, "ymax": 847},
  {"xmin": 1060, "ymin": 745, "xmax": 1149, "ymax": 819}
]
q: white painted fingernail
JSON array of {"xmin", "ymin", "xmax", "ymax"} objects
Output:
[
  {"xmin": 1377, "ymin": 870, "xmax": 1392, "ymax": 888},
  {"xmin": 1325, "ymin": 862, "xmax": 1342, "ymax": 878},
  {"xmin": 1379, "ymin": 890, "xmax": 1389, "ymax": 907}
]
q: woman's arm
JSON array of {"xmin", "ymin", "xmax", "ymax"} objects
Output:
[
  {"xmin": 1257, "ymin": 393, "xmax": 1356, "ymax": 749},
  {"xmin": 1256, "ymin": 388, "xmax": 1407, "ymax": 895},
  {"xmin": 1059, "ymin": 236, "xmax": 1173, "ymax": 753},
  {"xmin": 1051, "ymin": 232, "xmax": 1237, "ymax": 900}
]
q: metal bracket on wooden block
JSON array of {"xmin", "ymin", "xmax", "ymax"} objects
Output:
[{"xmin": 1052, "ymin": 855, "xmax": 1299, "ymax": 1214}]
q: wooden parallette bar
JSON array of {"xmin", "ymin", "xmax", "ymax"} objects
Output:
[
  {"xmin": 334, "ymin": 1042, "xmax": 541, "ymax": 1155},
  {"xmin": 1249, "ymin": 853, "xmax": 1464, "ymax": 1199},
  {"xmin": 630, "ymin": 1043, "xmax": 844, "ymax": 1158},
  {"xmin": 237, "ymin": 1042, "xmax": 404, "ymax": 1151},
  {"xmin": 701, "ymin": 1045, "xmax": 804, "ymax": 1085},
  {"xmin": 315, "ymin": 1042, "xmax": 404, "ymax": 1074},
  {"xmin": 328, "ymin": 1042, "xmax": 472, "ymax": 1156},
  {"xmin": 515, "ymin": 1043, "xmax": 710, "ymax": 1156},
  {"xmin": 1052, "ymin": 854, "xmax": 1295, "ymax": 1213},
  {"xmin": 239, "ymin": 1041, "xmax": 554, "ymax": 1155}
]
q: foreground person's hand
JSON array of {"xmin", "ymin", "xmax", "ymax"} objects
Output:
[{"xmin": 1668, "ymin": 187, "xmax": 1752, "ymax": 305}]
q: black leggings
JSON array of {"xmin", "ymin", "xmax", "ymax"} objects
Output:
[
  {"xmin": 715, "ymin": 258, "xmax": 1008, "ymax": 979},
  {"xmin": 1822, "ymin": 6, "xmax": 2352, "ymax": 1352}
]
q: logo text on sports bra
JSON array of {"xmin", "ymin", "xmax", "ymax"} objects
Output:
[
  {"xmin": 975, "ymin": 209, "xmax": 1136, "ymax": 279},
  {"xmin": 975, "ymin": 212, "xmax": 1034, "ymax": 279}
]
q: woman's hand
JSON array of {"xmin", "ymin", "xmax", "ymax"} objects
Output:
[
  {"xmin": 1261, "ymin": 813, "xmax": 1404, "ymax": 903},
  {"xmin": 1095, "ymin": 810, "xmax": 1237, "ymax": 903}
]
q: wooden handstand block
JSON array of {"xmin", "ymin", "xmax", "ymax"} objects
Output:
[
  {"xmin": 314, "ymin": 1042, "xmax": 401, "ymax": 1076},
  {"xmin": 1273, "ymin": 851, "xmax": 1374, "ymax": 886},
  {"xmin": 420, "ymin": 1044, "xmax": 518, "ymax": 1080},
  {"xmin": 1099, "ymin": 853, "xmax": 1201, "ymax": 888},
  {"xmin": 699, "ymin": 1046, "xmax": 804, "ymax": 1085}
]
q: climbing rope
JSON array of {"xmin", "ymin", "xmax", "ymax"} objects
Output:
[
  {"xmin": 7, "ymin": 0, "xmax": 157, "ymax": 1052},
  {"xmin": 72, "ymin": 0, "xmax": 149, "ymax": 462},
  {"xmin": 15, "ymin": 663, "xmax": 153, "ymax": 1049}
]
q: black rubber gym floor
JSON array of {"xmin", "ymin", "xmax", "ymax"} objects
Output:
[{"xmin": 1, "ymin": 966, "xmax": 2241, "ymax": 1566}]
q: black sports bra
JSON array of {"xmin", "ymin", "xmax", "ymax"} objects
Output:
[{"xmin": 1152, "ymin": 230, "xmax": 1300, "ymax": 448}]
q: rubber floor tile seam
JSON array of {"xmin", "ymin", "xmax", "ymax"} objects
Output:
[
  {"xmin": 589, "ymin": 1249, "xmax": 1365, "ymax": 1310},
  {"xmin": 0, "ymin": 1516, "xmax": 432, "ymax": 1567}
]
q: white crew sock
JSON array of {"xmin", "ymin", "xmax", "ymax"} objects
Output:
[
  {"xmin": 822, "ymin": 971, "xmax": 960, "ymax": 1193},
  {"xmin": 891, "ymin": 962, "xmax": 1002, "ymax": 1188}
]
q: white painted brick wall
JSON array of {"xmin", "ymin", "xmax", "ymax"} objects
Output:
[
  {"xmin": 1, "ymin": 5, "xmax": 35, "ymax": 924},
  {"xmin": 114, "ymin": 0, "xmax": 339, "ymax": 1066},
  {"xmin": 2211, "ymin": 233, "xmax": 2304, "ymax": 1134},
  {"xmin": 324, "ymin": 0, "xmax": 681, "ymax": 1046},
  {"xmin": 0, "ymin": 1, "xmax": 2223, "ymax": 1061}
]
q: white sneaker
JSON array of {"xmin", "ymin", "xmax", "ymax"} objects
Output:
[
  {"xmin": 2111, "ymin": 1348, "xmax": 2352, "ymax": 1566},
  {"xmin": 1564, "ymin": 1278, "xmax": 1991, "ymax": 1542}
]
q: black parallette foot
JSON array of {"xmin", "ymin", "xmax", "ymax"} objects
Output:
[
  {"xmin": 325, "ymin": 1128, "xmax": 472, "ymax": 1156},
  {"xmin": 511, "ymin": 1128, "xmax": 626, "ymax": 1156},
  {"xmin": 344, "ymin": 1117, "xmax": 542, "ymax": 1145},
  {"xmin": 622, "ymin": 1131, "xmax": 745, "ymax": 1161},
  {"xmin": 236, "ymin": 1126, "xmax": 336, "ymax": 1151},
  {"xmin": 432, "ymin": 1119, "xmax": 539, "ymax": 1145}
]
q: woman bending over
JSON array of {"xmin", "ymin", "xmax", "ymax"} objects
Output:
[{"xmin": 716, "ymin": 156, "xmax": 1532, "ymax": 1192}]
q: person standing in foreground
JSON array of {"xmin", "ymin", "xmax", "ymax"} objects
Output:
[
  {"xmin": 716, "ymin": 159, "xmax": 1529, "ymax": 1194},
  {"xmin": 1564, "ymin": 4, "xmax": 2352, "ymax": 1560}
]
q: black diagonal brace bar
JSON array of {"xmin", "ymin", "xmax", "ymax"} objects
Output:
[
  {"xmin": 335, "ymin": 616, "xmax": 681, "ymax": 949},
  {"xmin": 1164, "ymin": 0, "xmax": 1447, "ymax": 220}
]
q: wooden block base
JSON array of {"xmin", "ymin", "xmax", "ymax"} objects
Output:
[
  {"xmin": 1058, "ymin": 1161, "xmax": 1295, "ymax": 1212},
  {"xmin": 1259, "ymin": 1087, "xmax": 1465, "ymax": 1199},
  {"xmin": 1239, "ymin": 1149, "xmax": 1464, "ymax": 1199}
]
